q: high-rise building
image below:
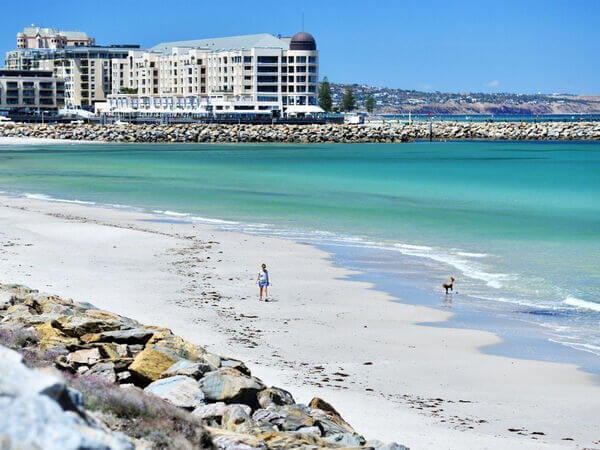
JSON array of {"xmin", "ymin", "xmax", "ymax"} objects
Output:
[
  {"xmin": 6, "ymin": 45, "xmax": 141, "ymax": 107},
  {"xmin": 105, "ymin": 32, "xmax": 322, "ymax": 117}
]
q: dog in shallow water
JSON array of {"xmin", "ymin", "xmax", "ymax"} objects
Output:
[{"xmin": 443, "ymin": 276, "xmax": 455, "ymax": 294}]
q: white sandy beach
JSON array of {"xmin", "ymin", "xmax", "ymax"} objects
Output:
[{"xmin": 0, "ymin": 194, "xmax": 599, "ymax": 449}]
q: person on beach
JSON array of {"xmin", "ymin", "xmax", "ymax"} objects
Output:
[{"xmin": 256, "ymin": 263, "xmax": 270, "ymax": 301}]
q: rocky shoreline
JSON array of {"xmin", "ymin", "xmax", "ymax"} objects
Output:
[
  {"xmin": 1, "ymin": 121, "xmax": 600, "ymax": 143},
  {"xmin": 0, "ymin": 283, "xmax": 407, "ymax": 449}
]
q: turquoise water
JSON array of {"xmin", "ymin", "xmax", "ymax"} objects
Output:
[{"xmin": 1, "ymin": 141, "xmax": 599, "ymax": 357}]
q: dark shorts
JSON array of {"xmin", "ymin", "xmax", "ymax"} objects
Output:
[{"xmin": 258, "ymin": 281, "xmax": 269, "ymax": 287}]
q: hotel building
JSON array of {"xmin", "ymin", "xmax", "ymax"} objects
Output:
[
  {"xmin": 6, "ymin": 45, "xmax": 141, "ymax": 107},
  {"xmin": 0, "ymin": 69, "xmax": 65, "ymax": 111},
  {"xmin": 104, "ymin": 32, "xmax": 323, "ymax": 117}
]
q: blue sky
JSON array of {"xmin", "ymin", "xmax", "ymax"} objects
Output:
[{"xmin": 1, "ymin": 0, "xmax": 598, "ymax": 94}]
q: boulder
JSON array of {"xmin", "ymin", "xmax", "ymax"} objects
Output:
[
  {"xmin": 53, "ymin": 314, "xmax": 123, "ymax": 337},
  {"xmin": 257, "ymin": 387, "xmax": 295, "ymax": 408},
  {"xmin": 199, "ymin": 368, "xmax": 266, "ymax": 408},
  {"xmin": 209, "ymin": 428, "xmax": 267, "ymax": 450},
  {"xmin": 83, "ymin": 362, "xmax": 117, "ymax": 384},
  {"xmin": 252, "ymin": 404, "xmax": 315, "ymax": 431},
  {"xmin": 203, "ymin": 352, "xmax": 250, "ymax": 375},
  {"xmin": 34, "ymin": 322, "xmax": 79, "ymax": 351},
  {"xmin": 253, "ymin": 430, "xmax": 327, "ymax": 449},
  {"xmin": 192, "ymin": 402, "xmax": 252, "ymax": 422},
  {"xmin": 161, "ymin": 359, "xmax": 212, "ymax": 379},
  {"xmin": 128, "ymin": 332, "xmax": 206, "ymax": 382},
  {"xmin": 67, "ymin": 348, "xmax": 101, "ymax": 365},
  {"xmin": 309, "ymin": 396, "xmax": 354, "ymax": 431},
  {"xmin": 144, "ymin": 375, "xmax": 205, "ymax": 409},
  {"xmin": 222, "ymin": 404, "xmax": 253, "ymax": 431},
  {"xmin": 81, "ymin": 328, "xmax": 155, "ymax": 345}
]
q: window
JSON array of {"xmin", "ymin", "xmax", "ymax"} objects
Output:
[
  {"xmin": 257, "ymin": 66, "xmax": 278, "ymax": 73},
  {"xmin": 257, "ymin": 76, "xmax": 278, "ymax": 82},
  {"xmin": 244, "ymin": 56, "xmax": 252, "ymax": 63},
  {"xmin": 257, "ymin": 96, "xmax": 278, "ymax": 102},
  {"xmin": 308, "ymin": 65, "xmax": 317, "ymax": 73},
  {"xmin": 244, "ymin": 65, "xmax": 252, "ymax": 71},
  {"xmin": 309, "ymin": 56, "xmax": 317, "ymax": 63},
  {"xmin": 297, "ymin": 66, "xmax": 306, "ymax": 73},
  {"xmin": 287, "ymin": 56, "xmax": 294, "ymax": 63},
  {"xmin": 297, "ymin": 85, "xmax": 306, "ymax": 92},
  {"xmin": 244, "ymin": 75, "xmax": 251, "ymax": 80},
  {"xmin": 296, "ymin": 76, "xmax": 306, "ymax": 82},
  {"xmin": 309, "ymin": 76, "xmax": 317, "ymax": 83},
  {"xmin": 257, "ymin": 85, "xmax": 277, "ymax": 92},
  {"xmin": 297, "ymin": 56, "xmax": 306, "ymax": 63},
  {"xmin": 244, "ymin": 85, "xmax": 251, "ymax": 90},
  {"xmin": 287, "ymin": 66, "xmax": 294, "ymax": 73},
  {"xmin": 257, "ymin": 56, "xmax": 278, "ymax": 63}
]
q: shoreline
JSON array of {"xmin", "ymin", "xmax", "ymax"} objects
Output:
[{"xmin": 1, "ymin": 194, "xmax": 600, "ymax": 448}]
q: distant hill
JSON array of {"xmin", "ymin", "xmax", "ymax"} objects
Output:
[{"xmin": 330, "ymin": 83, "xmax": 600, "ymax": 115}]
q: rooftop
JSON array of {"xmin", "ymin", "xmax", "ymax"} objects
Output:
[
  {"xmin": 150, "ymin": 33, "xmax": 290, "ymax": 53},
  {"xmin": 20, "ymin": 26, "xmax": 90, "ymax": 39}
]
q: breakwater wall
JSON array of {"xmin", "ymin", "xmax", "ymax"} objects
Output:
[{"xmin": 1, "ymin": 121, "xmax": 600, "ymax": 143}]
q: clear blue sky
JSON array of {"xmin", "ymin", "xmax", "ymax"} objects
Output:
[{"xmin": 1, "ymin": 0, "xmax": 598, "ymax": 94}]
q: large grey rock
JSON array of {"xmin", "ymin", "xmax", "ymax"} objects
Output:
[
  {"xmin": 257, "ymin": 387, "xmax": 295, "ymax": 408},
  {"xmin": 161, "ymin": 359, "xmax": 211, "ymax": 379},
  {"xmin": 0, "ymin": 344, "xmax": 134, "ymax": 450},
  {"xmin": 199, "ymin": 368, "xmax": 265, "ymax": 408},
  {"xmin": 144, "ymin": 375, "xmax": 205, "ymax": 408},
  {"xmin": 83, "ymin": 362, "xmax": 117, "ymax": 384}
]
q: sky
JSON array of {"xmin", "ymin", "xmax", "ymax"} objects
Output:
[{"xmin": 1, "ymin": 0, "xmax": 598, "ymax": 95}]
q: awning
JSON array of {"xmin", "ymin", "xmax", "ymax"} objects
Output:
[{"xmin": 286, "ymin": 105, "xmax": 325, "ymax": 114}]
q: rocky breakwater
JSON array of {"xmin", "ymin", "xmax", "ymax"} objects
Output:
[
  {"xmin": 0, "ymin": 283, "xmax": 407, "ymax": 450},
  {"xmin": 1, "ymin": 121, "xmax": 599, "ymax": 144}
]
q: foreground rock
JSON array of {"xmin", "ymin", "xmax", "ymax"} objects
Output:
[
  {"xmin": 0, "ymin": 283, "xmax": 408, "ymax": 449},
  {"xmin": 1, "ymin": 121, "xmax": 599, "ymax": 144},
  {"xmin": 0, "ymin": 346, "xmax": 135, "ymax": 450}
]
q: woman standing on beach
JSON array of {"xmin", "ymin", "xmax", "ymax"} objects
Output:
[{"xmin": 256, "ymin": 263, "xmax": 269, "ymax": 301}]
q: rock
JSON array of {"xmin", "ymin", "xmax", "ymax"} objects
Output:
[
  {"xmin": 309, "ymin": 396, "xmax": 353, "ymax": 431},
  {"xmin": 257, "ymin": 387, "xmax": 295, "ymax": 408},
  {"xmin": 81, "ymin": 328, "xmax": 155, "ymax": 345},
  {"xmin": 366, "ymin": 440, "xmax": 411, "ymax": 450},
  {"xmin": 192, "ymin": 402, "xmax": 252, "ymax": 422},
  {"xmin": 83, "ymin": 362, "xmax": 117, "ymax": 383},
  {"xmin": 199, "ymin": 368, "xmax": 266, "ymax": 408},
  {"xmin": 0, "ymin": 345, "xmax": 135, "ymax": 449},
  {"xmin": 253, "ymin": 430, "xmax": 326, "ymax": 449},
  {"xmin": 323, "ymin": 431, "xmax": 364, "ymax": 447},
  {"xmin": 203, "ymin": 352, "xmax": 251, "ymax": 375},
  {"xmin": 222, "ymin": 404, "xmax": 253, "ymax": 431},
  {"xmin": 53, "ymin": 313, "xmax": 123, "ymax": 337},
  {"xmin": 161, "ymin": 359, "xmax": 212, "ymax": 379},
  {"xmin": 253, "ymin": 404, "xmax": 315, "ymax": 431},
  {"xmin": 34, "ymin": 322, "xmax": 79, "ymax": 351},
  {"xmin": 210, "ymin": 428, "xmax": 267, "ymax": 450},
  {"xmin": 67, "ymin": 348, "xmax": 101, "ymax": 365},
  {"xmin": 144, "ymin": 375, "xmax": 205, "ymax": 408}
]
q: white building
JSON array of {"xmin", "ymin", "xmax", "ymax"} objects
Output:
[{"xmin": 104, "ymin": 32, "xmax": 323, "ymax": 118}]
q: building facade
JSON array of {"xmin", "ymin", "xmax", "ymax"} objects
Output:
[
  {"xmin": 6, "ymin": 46, "xmax": 141, "ymax": 107},
  {"xmin": 0, "ymin": 69, "xmax": 64, "ymax": 111},
  {"xmin": 17, "ymin": 26, "xmax": 95, "ymax": 49},
  {"xmin": 105, "ymin": 32, "xmax": 322, "ymax": 117}
]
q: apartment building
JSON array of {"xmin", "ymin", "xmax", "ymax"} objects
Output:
[
  {"xmin": 0, "ymin": 69, "xmax": 65, "ymax": 111},
  {"xmin": 6, "ymin": 45, "xmax": 141, "ymax": 107},
  {"xmin": 106, "ymin": 32, "xmax": 322, "ymax": 117},
  {"xmin": 17, "ymin": 26, "xmax": 95, "ymax": 49}
]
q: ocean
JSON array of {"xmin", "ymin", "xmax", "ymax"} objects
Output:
[{"xmin": 1, "ymin": 141, "xmax": 599, "ymax": 369}]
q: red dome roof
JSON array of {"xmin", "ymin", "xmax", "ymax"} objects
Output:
[{"xmin": 290, "ymin": 32, "xmax": 316, "ymax": 50}]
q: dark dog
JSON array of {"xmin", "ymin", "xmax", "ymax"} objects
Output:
[{"xmin": 443, "ymin": 276, "xmax": 455, "ymax": 294}]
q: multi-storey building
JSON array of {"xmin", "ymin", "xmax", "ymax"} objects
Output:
[
  {"xmin": 6, "ymin": 45, "xmax": 141, "ymax": 107},
  {"xmin": 0, "ymin": 69, "xmax": 64, "ymax": 111},
  {"xmin": 17, "ymin": 26, "xmax": 95, "ymax": 49},
  {"xmin": 105, "ymin": 32, "xmax": 322, "ymax": 117}
]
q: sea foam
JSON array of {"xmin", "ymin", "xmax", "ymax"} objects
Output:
[{"xmin": 564, "ymin": 296, "xmax": 600, "ymax": 312}]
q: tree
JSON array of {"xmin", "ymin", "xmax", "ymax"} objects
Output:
[
  {"xmin": 318, "ymin": 77, "xmax": 332, "ymax": 112},
  {"xmin": 341, "ymin": 87, "xmax": 356, "ymax": 112},
  {"xmin": 365, "ymin": 94, "xmax": 375, "ymax": 113}
]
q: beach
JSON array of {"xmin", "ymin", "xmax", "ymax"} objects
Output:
[{"xmin": 1, "ymin": 193, "xmax": 599, "ymax": 449}]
